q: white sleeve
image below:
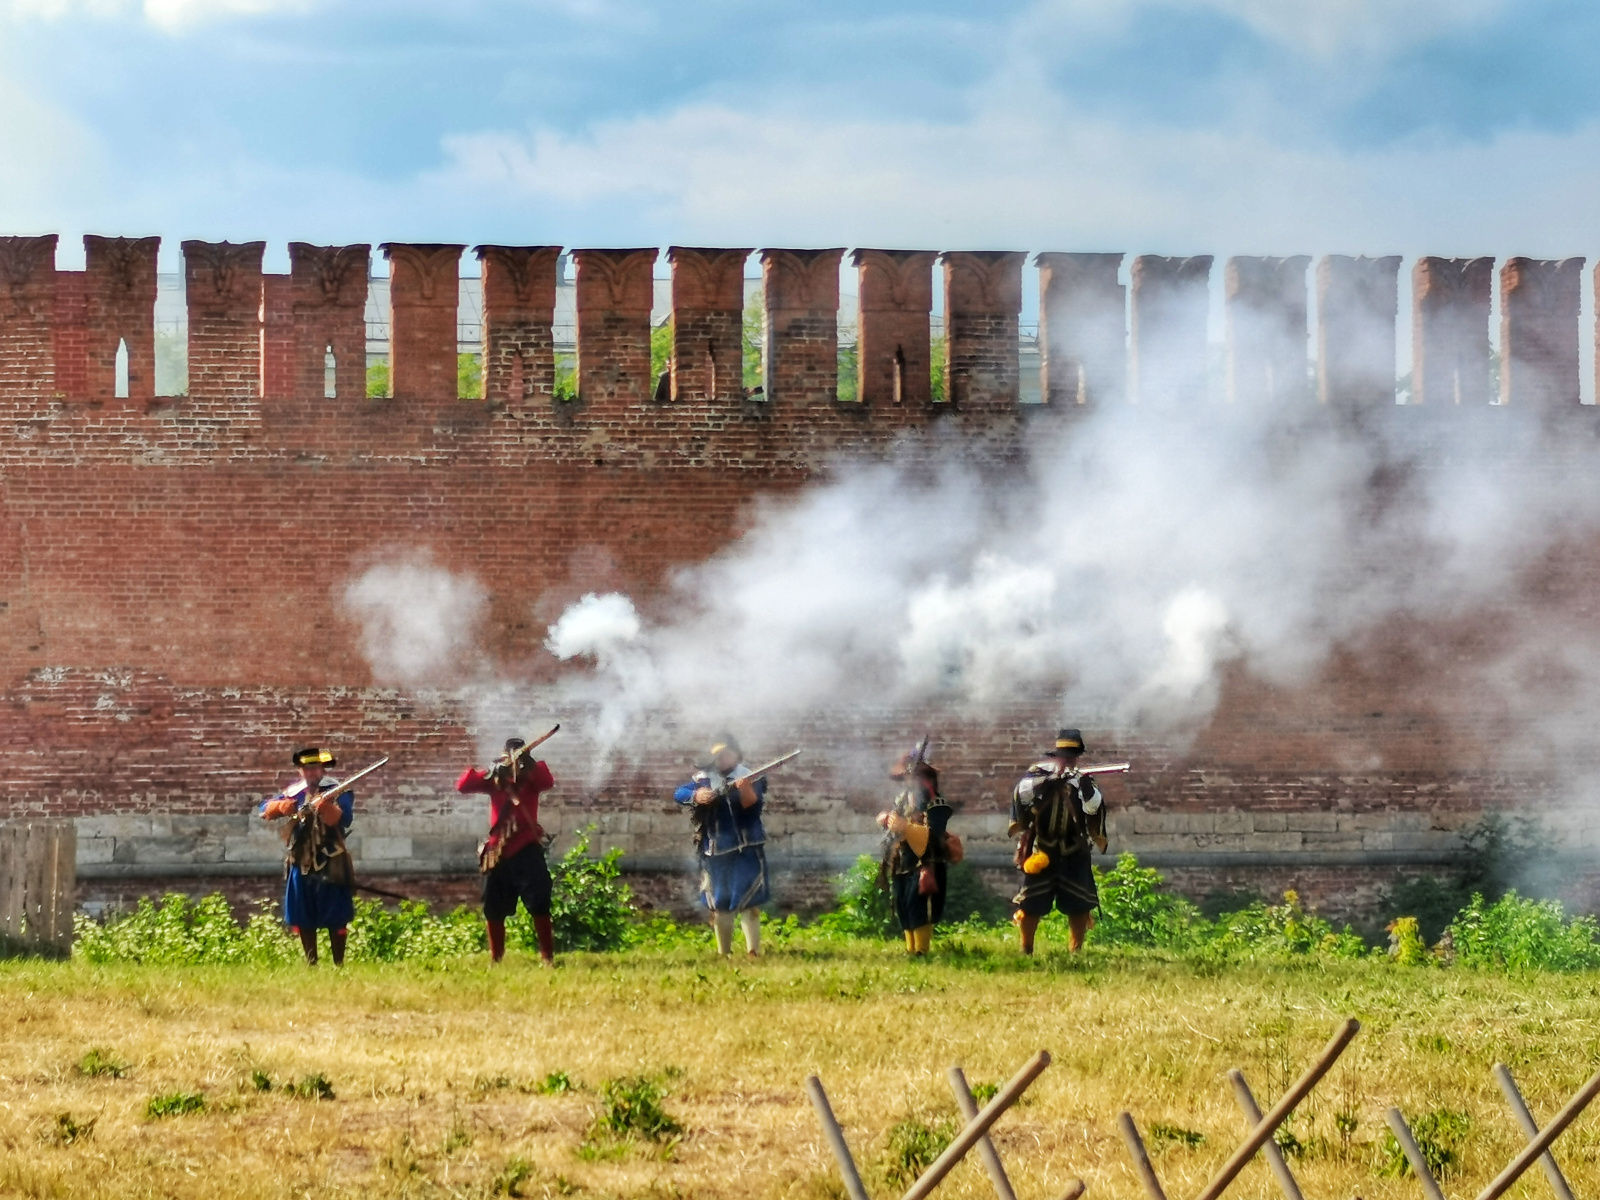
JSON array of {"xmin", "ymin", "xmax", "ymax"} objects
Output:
[{"xmin": 1081, "ymin": 783, "xmax": 1103, "ymax": 815}]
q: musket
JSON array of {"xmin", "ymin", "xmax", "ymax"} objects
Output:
[
  {"xmin": 269, "ymin": 756, "xmax": 390, "ymax": 810},
  {"xmin": 1055, "ymin": 760, "xmax": 1130, "ymax": 780},
  {"xmin": 707, "ymin": 748, "xmax": 802, "ymax": 800},
  {"xmin": 879, "ymin": 736, "xmax": 934, "ymax": 857},
  {"xmin": 479, "ymin": 725, "xmax": 561, "ymax": 872}
]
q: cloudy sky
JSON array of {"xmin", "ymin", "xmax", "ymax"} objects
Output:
[{"xmin": 1, "ymin": 0, "xmax": 1597, "ymax": 266}]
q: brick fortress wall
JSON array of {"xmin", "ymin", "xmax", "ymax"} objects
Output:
[{"xmin": 2, "ymin": 235, "xmax": 1598, "ymax": 924}]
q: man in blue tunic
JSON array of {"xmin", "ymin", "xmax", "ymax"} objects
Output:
[
  {"xmin": 674, "ymin": 733, "xmax": 769, "ymax": 957},
  {"xmin": 260, "ymin": 747, "xmax": 356, "ymax": 965}
]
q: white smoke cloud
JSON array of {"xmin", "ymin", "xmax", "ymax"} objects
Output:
[{"xmin": 340, "ymin": 552, "xmax": 488, "ymax": 686}]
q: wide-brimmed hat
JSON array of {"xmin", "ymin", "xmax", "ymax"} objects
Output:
[
  {"xmin": 1045, "ymin": 728, "xmax": 1086, "ymax": 758},
  {"xmin": 292, "ymin": 747, "xmax": 336, "ymax": 768},
  {"xmin": 890, "ymin": 745, "xmax": 938, "ymax": 780}
]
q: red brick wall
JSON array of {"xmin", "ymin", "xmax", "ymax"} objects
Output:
[{"xmin": 9, "ymin": 232, "xmax": 1600, "ymax": 920}]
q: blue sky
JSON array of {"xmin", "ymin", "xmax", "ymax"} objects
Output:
[{"xmin": 2, "ymin": 0, "xmax": 1599, "ymax": 265}]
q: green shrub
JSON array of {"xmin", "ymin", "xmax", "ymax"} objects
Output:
[
  {"xmin": 882, "ymin": 1117, "xmax": 954, "ymax": 1187},
  {"xmin": 146, "ymin": 1091, "xmax": 205, "ymax": 1118},
  {"xmin": 554, "ymin": 352, "xmax": 577, "ymax": 402},
  {"xmin": 290, "ymin": 1073, "xmax": 335, "ymax": 1101},
  {"xmin": 77, "ymin": 1048, "xmax": 128, "ymax": 1079},
  {"xmin": 1091, "ymin": 855, "xmax": 1202, "ymax": 948},
  {"xmin": 531, "ymin": 827, "xmax": 636, "ymax": 952},
  {"xmin": 1380, "ymin": 1109, "xmax": 1471, "ymax": 1180},
  {"xmin": 836, "ymin": 344, "xmax": 859, "ymax": 403},
  {"xmin": 593, "ymin": 1076, "xmax": 682, "ymax": 1142},
  {"xmin": 940, "ymin": 861, "xmax": 1012, "ymax": 926},
  {"xmin": 74, "ymin": 895, "xmax": 297, "ymax": 966},
  {"xmin": 1149, "ymin": 1122, "xmax": 1206, "ymax": 1149},
  {"xmin": 458, "ymin": 352, "xmax": 483, "ymax": 399},
  {"xmin": 1387, "ymin": 916, "xmax": 1429, "ymax": 966},
  {"xmin": 1447, "ymin": 892, "xmax": 1600, "ymax": 971},
  {"xmin": 536, "ymin": 1071, "xmax": 576, "ymax": 1095},
  {"xmin": 1207, "ymin": 891, "xmax": 1367, "ymax": 960},
  {"xmin": 813, "ymin": 855, "xmax": 896, "ymax": 939},
  {"xmin": 347, "ymin": 898, "xmax": 485, "ymax": 962},
  {"xmin": 930, "ymin": 335, "xmax": 947, "ymax": 403},
  {"xmin": 650, "ymin": 321, "xmax": 671, "ymax": 389},
  {"xmin": 744, "ymin": 292, "xmax": 765, "ymax": 392}
]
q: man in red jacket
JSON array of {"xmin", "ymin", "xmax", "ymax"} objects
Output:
[{"xmin": 457, "ymin": 737, "xmax": 556, "ymax": 965}]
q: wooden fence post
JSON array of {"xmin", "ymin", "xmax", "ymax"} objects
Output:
[{"xmin": 0, "ymin": 820, "xmax": 76, "ymax": 957}]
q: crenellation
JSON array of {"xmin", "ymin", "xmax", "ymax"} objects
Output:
[
  {"xmin": 1499, "ymin": 257, "xmax": 1583, "ymax": 410},
  {"xmin": 1225, "ymin": 256, "xmax": 1310, "ymax": 406},
  {"xmin": 1412, "ymin": 256, "xmax": 1494, "ymax": 408},
  {"xmin": 941, "ymin": 251, "xmax": 1025, "ymax": 410},
  {"xmin": 573, "ymin": 247, "xmax": 656, "ymax": 421},
  {"xmin": 83, "ymin": 235, "xmax": 159, "ymax": 405},
  {"xmin": 667, "ymin": 247, "xmax": 751, "ymax": 405},
  {"xmin": 182, "ymin": 240, "xmax": 265, "ymax": 402},
  {"xmin": 1130, "ymin": 255, "xmax": 1211, "ymax": 405},
  {"xmin": 760, "ymin": 248, "xmax": 845, "ymax": 408},
  {"xmin": 1037, "ymin": 252, "xmax": 1125, "ymax": 408},
  {"xmin": 1317, "ymin": 255, "xmax": 1400, "ymax": 410},
  {"xmin": 852, "ymin": 248, "xmax": 936, "ymax": 415},
  {"xmin": 289, "ymin": 243, "xmax": 370, "ymax": 403},
  {"xmin": 0, "ymin": 234, "xmax": 60, "ymax": 401},
  {"xmin": 380, "ymin": 243, "xmax": 463, "ymax": 401},
  {"xmin": 476, "ymin": 245, "xmax": 561, "ymax": 409}
]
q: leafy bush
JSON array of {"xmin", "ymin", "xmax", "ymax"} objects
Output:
[
  {"xmin": 813, "ymin": 856, "xmax": 896, "ymax": 939},
  {"xmin": 1149, "ymin": 1122, "xmax": 1206, "ymax": 1149},
  {"xmin": 74, "ymin": 895, "xmax": 298, "ymax": 966},
  {"xmin": 534, "ymin": 827, "xmax": 636, "ymax": 952},
  {"xmin": 290, "ymin": 1073, "xmax": 335, "ymax": 1101},
  {"xmin": 1380, "ymin": 1109, "xmax": 1471, "ymax": 1180},
  {"xmin": 836, "ymin": 344, "xmax": 859, "ymax": 403},
  {"xmin": 1447, "ymin": 892, "xmax": 1600, "ymax": 972},
  {"xmin": 145, "ymin": 1091, "xmax": 205, "ymax": 1118},
  {"xmin": 77, "ymin": 1048, "xmax": 128, "ymax": 1078},
  {"xmin": 536, "ymin": 1071, "xmax": 576, "ymax": 1095},
  {"xmin": 1387, "ymin": 916, "xmax": 1429, "ymax": 966},
  {"xmin": 1091, "ymin": 855, "xmax": 1202, "ymax": 948},
  {"xmin": 348, "ymin": 899, "xmax": 485, "ymax": 962},
  {"xmin": 881, "ymin": 1117, "xmax": 954, "ymax": 1188},
  {"xmin": 592, "ymin": 1076, "xmax": 682, "ymax": 1142},
  {"xmin": 554, "ymin": 352, "xmax": 578, "ymax": 402},
  {"xmin": 1207, "ymin": 891, "xmax": 1367, "ymax": 961},
  {"xmin": 941, "ymin": 861, "xmax": 1013, "ymax": 926},
  {"xmin": 366, "ymin": 359, "xmax": 389, "ymax": 398}
]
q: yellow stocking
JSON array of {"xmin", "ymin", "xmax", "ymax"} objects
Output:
[{"xmin": 913, "ymin": 925, "xmax": 932, "ymax": 954}]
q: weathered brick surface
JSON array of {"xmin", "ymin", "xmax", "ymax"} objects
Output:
[
  {"xmin": 0, "ymin": 235, "xmax": 59, "ymax": 399},
  {"xmin": 381, "ymin": 243, "xmax": 463, "ymax": 401},
  {"xmin": 761, "ymin": 249, "xmax": 844, "ymax": 407},
  {"xmin": 573, "ymin": 247, "xmax": 656, "ymax": 422},
  {"xmin": 1130, "ymin": 255, "xmax": 1211, "ymax": 405},
  {"xmin": 1037, "ymin": 252, "xmax": 1125, "ymax": 408},
  {"xmin": 1412, "ymin": 256, "xmax": 1493, "ymax": 408},
  {"xmin": 1317, "ymin": 255, "xmax": 1400, "ymax": 410},
  {"xmin": 1226, "ymin": 256, "xmax": 1309, "ymax": 406},
  {"xmin": 6, "ymin": 231, "xmax": 1600, "ymax": 915},
  {"xmin": 183, "ymin": 240, "xmax": 265, "ymax": 401},
  {"xmin": 290, "ymin": 243, "xmax": 370, "ymax": 402},
  {"xmin": 668, "ymin": 247, "xmax": 750, "ymax": 404},
  {"xmin": 476, "ymin": 245, "xmax": 560, "ymax": 409},
  {"xmin": 84, "ymin": 236, "xmax": 159, "ymax": 404},
  {"xmin": 853, "ymin": 249, "xmax": 936, "ymax": 413},
  {"xmin": 942, "ymin": 251, "xmax": 1025, "ymax": 410},
  {"xmin": 1500, "ymin": 257, "xmax": 1582, "ymax": 410}
]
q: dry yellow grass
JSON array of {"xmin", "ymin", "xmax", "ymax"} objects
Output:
[{"xmin": 2, "ymin": 937, "xmax": 1599, "ymax": 1200}]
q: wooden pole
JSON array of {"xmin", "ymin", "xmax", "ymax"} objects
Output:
[
  {"xmin": 1474, "ymin": 1066, "xmax": 1600, "ymax": 1200},
  {"xmin": 900, "ymin": 1051, "xmax": 1051, "ymax": 1200},
  {"xmin": 805, "ymin": 1075, "xmax": 871, "ymax": 1200},
  {"xmin": 1493, "ymin": 1063, "xmax": 1575, "ymax": 1200},
  {"xmin": 1385, "ymin": 1109, "xmax": 1447, "ymax": 1200},
  {"xmin": 1193, "ymin": 1018, "xmax": 1360, "ymax": 1200},
  {"xmin": 1228, "ymin": 1069, "xmax": 1305, "ymax": 1200},
  {"xmin": 1117, "ymin": 1112, "xmax": 1169, "ymax": 1200},
  {"xmin": 948, "ymin": 1066, "xmax": 1019, "ymax": 1200}
]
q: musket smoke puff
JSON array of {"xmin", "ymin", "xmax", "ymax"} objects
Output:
[{"xmin": 341, "ymin": 552, "xmax": 489, "ymax": 685}]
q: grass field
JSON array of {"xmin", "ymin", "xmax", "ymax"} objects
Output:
[{"xmin": 3, "ymin": 932, "xmax": 1600, "ymax": 1200}]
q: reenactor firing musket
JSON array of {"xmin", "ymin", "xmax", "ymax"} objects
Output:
[
  {"xmin": 704, "ymin": 748, "xmax": 802, "ymax": 802},
  {"xmin": 877, "ymin": 734, "xmax": 931, "ymax": 857},
  {"xmin": 479, "ymin": 724, "xmax": 560, "ymax": 872},
  {"xmin": 283, "ymin": 754, "xmax": 390, "ymax": 866}
]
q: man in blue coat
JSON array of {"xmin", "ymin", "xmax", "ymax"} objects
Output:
[
  {"xmin": 260, "ymin": 747, "xmax": 356, "ymax": 965},
  {"xmin": 674, "ymin": 733, "xmax": 769, "ymax": 957}
]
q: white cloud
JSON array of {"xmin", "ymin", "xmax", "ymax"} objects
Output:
[{"xmin": 2, "ymin": 0, "xmax": 310, "ymax": 26}]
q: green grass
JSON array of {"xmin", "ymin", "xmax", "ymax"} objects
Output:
[{"xmin": 5, "ymin": 944, "xmax": 1600, "ymax": 1199}]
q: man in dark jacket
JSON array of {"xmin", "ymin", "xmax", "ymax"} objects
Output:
[{"xmin": 1009, "ymin": 728, "xmax": 1107, "ymax": 954}]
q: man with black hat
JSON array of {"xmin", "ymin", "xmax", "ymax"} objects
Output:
[
  {"xmin": 673, "ymin": 733, "xmax": 769, "ymax": 957},
  {"xmin": 457, "ymin": 737, "xmax": 557, "ymax": 965},
  {"xmin": 1009, "ymin": 728, "xmax": 1108, "ymax": 954},
  {"xmin": 259, "ymin": 747, "xmax": 357, "ymax": 966},
  {"xmin": 876, "ymin": 745, "xmax": 955, "ymax": 956}
]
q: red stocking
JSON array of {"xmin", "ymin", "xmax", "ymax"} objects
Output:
[
  {"xmin": 486, "ymin": 918, "xmax": 506, "ymax": 962},
  {"xmin": 533, "ymin": 915, "xmax": 555, "ymax": 964}
]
